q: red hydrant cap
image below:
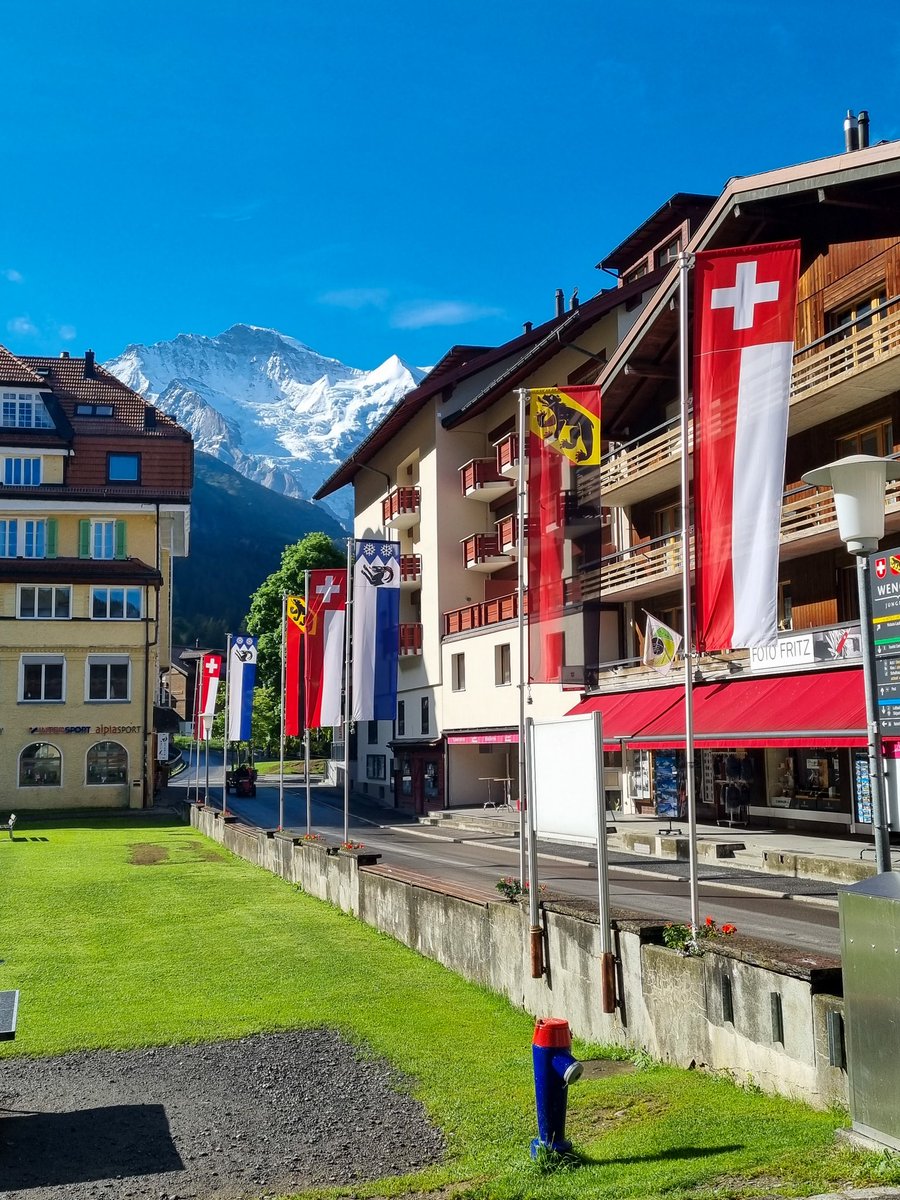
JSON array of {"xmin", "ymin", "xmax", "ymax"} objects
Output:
[{"xmin": 533, "ymin": 1017, "xmax": 572, "ymax": 1048}]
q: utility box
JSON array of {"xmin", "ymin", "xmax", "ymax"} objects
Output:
[{"xmin": 840, "ymin": 872, "xmax": 900, "ymax": 1149}]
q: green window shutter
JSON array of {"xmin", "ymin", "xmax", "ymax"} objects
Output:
[
  {"xmin": 46, "ymin": 518, "xmax": 58, "ymax": 559},
  {"xmin": 114, "ymin": 520, "xmax": 127, "ymax": 560},
  {"xmin": 78, "ymin": 519, "xmax": 90, "ymax": 558}
]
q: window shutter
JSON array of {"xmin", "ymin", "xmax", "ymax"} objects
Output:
[
  {"xmin": 46, "ymin": 518, "xmax": 58, "ymax": 559},
  {"xmin": 114, "ymin": 520, "xmax": 127, "ymax": 560},
  {"xmin": 79, "ymin": 519, "xmax": 90, "ymax": 558}
]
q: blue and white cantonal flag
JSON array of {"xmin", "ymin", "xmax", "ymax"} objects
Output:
[
  {"xmin": 226, "ymin": 635, "xmax": 258, "ymax": 742},
  {"xmin": 351, "ymin": 540, "xmax": 400, "ymax": 722}
]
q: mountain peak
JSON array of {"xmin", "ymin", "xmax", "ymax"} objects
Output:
[{"xmin": 104, "ymin": 325, "xmax": 423, "ymax": 522}]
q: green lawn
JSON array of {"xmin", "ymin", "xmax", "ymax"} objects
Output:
[{"xmin": 0, "ymin": 817, "xmax": 894, "ymax": 1200}]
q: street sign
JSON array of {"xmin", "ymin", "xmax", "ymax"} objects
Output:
[{"xmin": 869, "ymin": 549, "xmax": 900, "ymax": 735}]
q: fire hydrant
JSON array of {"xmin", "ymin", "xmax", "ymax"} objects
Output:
[{"xmin": 531, "ymin": 1017, "xmax": 583, "ymax": 1158}]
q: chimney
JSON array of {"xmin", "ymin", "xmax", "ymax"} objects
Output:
[
  {"xmin": 60, "ymin": 350, "xmax": 70, "ymax": 358},
  {"xmin": 555, "ymin": 288, "xmax": 565, "ymax": 318},
  {"xmin": 523, "ymin": 321, "xmax": 533, "ymax": 334},
  {"xmin": 144, "ymin": 406, "xmax": 158, "ymax": 430},
  {"xmin": 858, "ymin": 109, "xmax": 870, "ymax": 149},
  {"xmin": 569, "ymin": 287, "xmax": 580, "ymax": 311},
  {"xmin": 844, "ymin": 110, "xmax": 859, "ymax": 152},
  {"xmin": 84, "ymin": 349, "xmax": 95, "ymax": 377}
]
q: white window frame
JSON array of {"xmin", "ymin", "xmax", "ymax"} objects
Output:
[
  {"xmin": 19, "ymin": 655, "xmax": 66, "ymax": 702},
  {"xmin": 1, "ymin": 393, "xmax": 53, "ymax": 429},
  {"xmin": 0, "ymin": 518, "xmax": 17, "ymax": 557},
  {"xmin": 451, "ymin": 652, "xmax": 466, "ymax": 692},
  {"xmin": 495, "ymin": 643, "xmax": 512, "ymax": 687},
  {"xmin": 91, "ymin": 519, "xmax": 116, "ymax": 560},
  {"xmin": 90, "ymin": 586, "xmax": 143, "ymax": 620},
  {"xmin": 4, "ymin": 457, "xmax": 41, "ymax": 486},
  {"xmin": 86, "ymin": 655, "xmax": 131, "ymax": 703},
  {"xmin": 18, "ymin": 585, "xmax": 72, "ymax": 620},
  {"xmin": 22, "ymin": 518, "xmax": 47, "ymax": 559}
]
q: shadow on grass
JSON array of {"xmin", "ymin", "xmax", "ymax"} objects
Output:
[
  {"xmin": 0, "ymin": 1103, "xmax": 184, "ymax": 1188},
  {"xmin": 577, "ymin": 1143, "xmax": 745, "ymax": 1168}
]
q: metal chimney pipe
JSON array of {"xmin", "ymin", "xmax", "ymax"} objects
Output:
[
  {"xmin": 858, "ymin": 110, "xmax": 870, "ymax": 149},
  {"xmin": 844, "ymin": 110, "xmax": 859, "ymax": 153},
  {"xmin": 523, "ymin": 321, "xmax": 533, "ymax": 334},
  {"xmin": 569, "ymin": 287, "xmax": 579, "ymax": 311},
  {"xmin": 555, "ymin": 289, "xmax": 565, "ymax": 318}
]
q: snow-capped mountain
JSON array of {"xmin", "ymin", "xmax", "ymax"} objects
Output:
[{"xmin": 105, "ymin": 324, "xmax": 428, "ymax": 520}]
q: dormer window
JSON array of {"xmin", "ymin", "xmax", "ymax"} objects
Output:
[
  {"xmin": 1, "ymin": 393, "xmax": 53, "ymax": 429},
  {"xmin": 75, "ymin": 403, "xmax": 114, "ymax": 417},
  {"xmin": 656, "ymin": 235, "xmax": 682, "ymax": 268}
]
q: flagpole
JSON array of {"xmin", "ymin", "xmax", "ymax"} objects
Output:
[
  {"xmin": 304, "ymin": 569, "xmax": 312, "ymax": 837},
  {"xmin": 525, "ymin": 715, "xmax": 543, "ymax": 979},
  {"xmin": 222, "ymin": 633, "xmax": 232, "ymax": 816},
  {"xmin": 516, "ymin": 386, "xmax": 528, "ymax": 886},
  {"xmin": 278, "ymin": 592, "xmax": 287, "ymax": 832},
  {"xmin": 343, "ymin": 538, "xmax": 353, "ymax": 845},
  {"xmin": 191, "ymin": 656, "xmax": 203, "ymax": 804},
  {"xmin": 678, "ymin": 250, "xmax": 700, "ymax": 933}
]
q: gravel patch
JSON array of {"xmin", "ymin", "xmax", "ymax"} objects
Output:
[{"xmin": 0, "ymin": 1030, "xmax": 444, "ymax": 1199}]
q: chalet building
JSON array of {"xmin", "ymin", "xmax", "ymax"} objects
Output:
[
  {"xmin": 0, "ymin": 345, "xmax": 192, "ymax": 810},
  {"xmin": 319, "ymin": 132, "xmax": 900, "ymax": 835}
]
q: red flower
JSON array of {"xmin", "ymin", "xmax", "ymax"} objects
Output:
[
  {"xmin": 721, "ymin": 923, "xmax": 736, "ymax": 935},
  {"xmin": 705, "ymin": 916, "xmax": 715, "ymax": 927}
]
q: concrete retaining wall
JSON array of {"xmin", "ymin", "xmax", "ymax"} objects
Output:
[{"xmin": 188, "ymin": 804, "xmax": 847, "ymax": 1109}]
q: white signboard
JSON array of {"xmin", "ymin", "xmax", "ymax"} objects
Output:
[
  {"xmin": 157, "ymin": 732, "xmax": 170, "ymax": 763},
  {"xmin": 530, "ymin": 713, "xmax": 602, "ymax": 842},
  {"xmin": 749, "ymin": 624, "xmax": 862, "ymax": 672}
]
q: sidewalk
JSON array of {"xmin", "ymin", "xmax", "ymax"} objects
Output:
[{"xmin": 423, "ymin": 805, "xmax": 896, "ymax": 887}]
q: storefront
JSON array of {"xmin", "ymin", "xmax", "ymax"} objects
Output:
[
  {"xmin": 445, "ymin": 730, "xmax": 519, "ymax": 810},
  {"xmin": 389, "ymin": 738, "xmax": 444, "ymax": 814},
  {"xmin": 569, "ymin": 667, "xmax": 872, "ymax": 833}
]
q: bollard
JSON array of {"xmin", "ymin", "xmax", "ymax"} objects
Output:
[
  {"xmin": 7, "ymin": 814, "xmax": 16, "ymax": 839},
  {"xmin": 531, "ymin": 1016, "xmax": 582, "ymax": 1158}
]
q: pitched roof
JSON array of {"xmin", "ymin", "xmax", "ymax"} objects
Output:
[{"xmin": 0, "ymin": 345, "xmax": 47, "ymax": 387}]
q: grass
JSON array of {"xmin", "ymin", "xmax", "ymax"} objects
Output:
[
  {"xmin": 0, "ymin": 816, "xmax": 896, "ymax": 1200},
  {"xmin": 254, "ymin": 758, "xmax": 327, "ymax": 776}
]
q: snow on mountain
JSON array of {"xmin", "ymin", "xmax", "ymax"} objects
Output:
[{"xmin": 105, "ymin": 324, "xmax": 428, "ymax": 521}]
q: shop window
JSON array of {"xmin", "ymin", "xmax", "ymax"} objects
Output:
[
  {"xmin": 451, "ymin": 652, "xmax": 466, "ymax": 692},
  {"xmin": 424, "ymin": 760, "xmax": 439, "ymax": 800},
  {"xmin": 398, "ymin": 755, "xmax": 412, "ymax": 796},
  {"xmin": 19, "ymin": 742, "xmax": 61, "ymax": 786},
  {"xmin": 86, "ymin": 741, "xmax": 128, "ymax": 785}
]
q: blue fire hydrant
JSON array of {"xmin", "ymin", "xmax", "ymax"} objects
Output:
[{"xmin": 531, "ymin": 1016, "xmax": 583, "ymax": 1158}]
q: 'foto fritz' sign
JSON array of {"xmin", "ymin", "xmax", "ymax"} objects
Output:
[{"xmin": 869, "ymin": 548, "xmax": 900, "ymax": 735}]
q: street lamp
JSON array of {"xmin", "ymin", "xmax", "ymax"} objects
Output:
[{"xmin": 802, "ymin": 454, "xmax": 900, "ymax": 873}]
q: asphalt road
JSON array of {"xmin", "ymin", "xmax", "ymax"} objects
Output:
[{"xmin": 170, "ymin": 758, "xmax": 841, "ymax": 957}]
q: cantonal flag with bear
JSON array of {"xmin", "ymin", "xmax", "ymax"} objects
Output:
[{"xmin": 693, "ymin": 240, "xmax": 800, "ymax": 651}]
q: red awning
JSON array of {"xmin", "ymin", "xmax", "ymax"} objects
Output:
[
  {"xmin": 616, "ymin": 668, "xmax": 866, "ymax": 749},
  {"xmin": 566, "ymin": 686, "xmax": 684, "ymax": 750}
]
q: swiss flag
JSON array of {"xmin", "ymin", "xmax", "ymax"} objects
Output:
[
  {"xmin": 195, "ymin": 653, "xmax": 222, "ymax": 739},
  {"xmin": 694, "ymin": 241, "xmax": 801, "ymax": 651}
]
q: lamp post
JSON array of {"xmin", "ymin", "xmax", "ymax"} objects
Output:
[{"xmin": 802, "ymin": 454, "xmax": 900, "ymax": 873}]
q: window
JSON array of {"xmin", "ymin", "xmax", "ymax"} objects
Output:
[
  {"xmin": 655, "ymin": 236, "xmax": 681, "ymax": 268},
  {"xmin": 778, "ymin": 582, "xmax": 793, "ymax": 631},
  {"xmin": 87, "ymin": 656, "xmax": 130, "ymax": 701},
  {"xmin": 81, "ymin": 519, "xmax": 126, "ymax": 560},
  {"xmin": 421, "ymin": 695, "xmax": 430, "ymax": 735},
  {"xmin": 20, "ymin": 655, "xmax": 65, "ymax": 701},
  {"xmin": 653, "ymin": 504, "xmax": 680, "ymax": 540},
  {"xmin": 623, "ymin": 260, "xmax": 649, "ymax": 285},
  {"xmin": 1, "ymin": 393, "xmax": 53, "ymax": 429},
  {"xmin": 91, "ymin": 586, "xmax": 143, "ymax": 620},
  {"xmin": 22, "ymin": 519, "xmax": 47, "ymax": 558},
  {"xmin": 108, "ymin": 452, "xmax": 140, "ymax": 483},
  {"xmin": 19, "ymin": 742, "xmax": 61, "ymax": 787},
  {"xmin": 86, "ymin": 741, "xmax": 128, "ymax": 785},
  {"xmin": 451, "ymin": 652, "xmax": 466, "ymax": 692},
  {"xmin": 827, "ymin": 289, "xmax": 888, "ymax": 365},
  {"xmin": 18, "ymin": 585, "xmax": 71, "ymax": 619},
  {"xmin": 0, "ymin": 519, "xmax": 17, "ymax": 557},
  {"xmin": 397, "ymin": 700, "xmax": 405, "ymax": 736},
  {"xmin": 367, "ymin": 720, "xmax": 378, "ymax": 745},
  {"xmin": 366, "ymin": 754, "xmax": 386, "ymax": 780},
  {"xmin": 836, "ymin": 419, "xmax": 893, "ymax": 459},
  {"xmin": 3, "ymin": 457, "xmax": 41, "ymax": 486},
  {"xmin": 75, "ymin": 402, "xmax": 114, "ymax": 417},
  {"xmin": 495, "ymin": 643, "xmax": 511, "ymax": 686}
]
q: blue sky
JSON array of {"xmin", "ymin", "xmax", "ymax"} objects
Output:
[{"xmin": 3, "ymin": 1, "xmax": 900, "ymax": 370}]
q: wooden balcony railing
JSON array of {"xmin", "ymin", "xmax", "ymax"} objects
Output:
[
  {"xmin": 494, "ymin": 432, "xmax": 519, "ymax": 474},
  {"xmin": 461, "ymin": 533, "xmax": 509, "ymax": 568},
  {"xmin": 382, "ymin": 486, "xmax": 420, "ymax": 526},
  {"xmin": 495, "ymin": 513, "xmax": 520, "ymax": 555},
  {"xmin": 459, "ymin": 458, "xmax": 514, "ymax": 498},
  {"xmin": 443, "ymin": 590, "xmax": 525, "ymax": 636},
  {"xmin": 399, "ymin": 553, "xmax": 422, "ymax": 584},
  {"xmin": 399, "ymin": 623, "xmax": 423, "ymax": 655}
]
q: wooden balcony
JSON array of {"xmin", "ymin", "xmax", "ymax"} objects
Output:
[
  {"xmin": 494, "ymin": 432, "xmax": 519, "ymax": 478},
  {"xmin": 399, "ymin": 553, "xmax": 421, "ymax": 588},
  {"xmin": 443, "ymin": 590, "xmax": 524, "ymax": 637},
  {"xmin": 599, "ymin": 302, "xmax": 900, "ymax": 507},
  {"xmin": 461, "ymin": 533, "xmax": 514, "ymax": 572},
  {"xmin": 399, "ymin": 622, "xmax": 423, "ymax": 656},
  {"xmin": 459, "ymin": 457, "xmax": 515, "ymax": 502},
  {"xmin": 495, "ymin": 513, "xmax": 522, "ymax": 556},
  {"xmin": 382, "ymin": 486, "xmax": 420, "ymax": 530}
]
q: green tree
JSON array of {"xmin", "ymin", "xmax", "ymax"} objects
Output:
[{"xmin": 245, "ymin": 531, "xmax": 345, "ymax": 692}]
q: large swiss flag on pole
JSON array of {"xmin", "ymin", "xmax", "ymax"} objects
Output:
[
  {"xmin": 195, "ymin": 653, "xmax": 222, "ymax": 739},
  {"xmin": 694, "ymin": 240, "xmax": 800, "ymax": 651}
]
